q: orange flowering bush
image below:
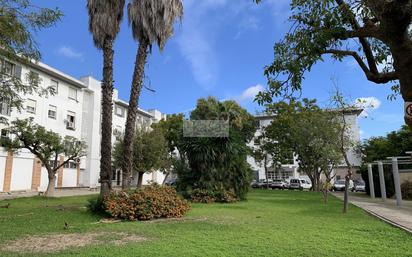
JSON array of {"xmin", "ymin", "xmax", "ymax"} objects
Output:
[{"xmin": 104, "ymin": 185, "xmax": 191, "ymax": 221}]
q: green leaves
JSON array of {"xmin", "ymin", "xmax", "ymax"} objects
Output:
[
  {"xmin": 4, "ymin": 118, "xmax": 87, "ymax": 172},
  {"xmin": 256, "ymin": 0, "xmax": 400, "ymax": 105}
]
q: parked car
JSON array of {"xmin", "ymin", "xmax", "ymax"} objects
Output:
[
  {"xmin": 270, "ymin": 179, "xmax": 288, "ymax": 189},
  {"xmin": 165, "ymin": 179, "xmax": 177, "ymax": 187},
  {"xmin": 251, "ymin": 180, "xmax": 260, "ymax": 188},
  {"xmin": 164, "ymin": 179, "xmax": 177, "ymax": 186},
  {"xmin": 333, "ymin": 179, "xmax": 354, "ymax": 191},
  {"xmin": 352, "ymin": 180, "xmax": 366, "ymax": 192},
  {"xmin": 289, "ymin": 179, "xmax": 312, "ymax": 190},
  {"xmin": 260, "ymin": 180, "xmax": 273, "ymax": 189},
  {"xmin": 300, "ymin": 179, "xmax": 312, "ymax": 190}
]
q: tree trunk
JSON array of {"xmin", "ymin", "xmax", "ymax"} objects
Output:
[
  {"xmin": 137, "ymin": 172, "xmax": 144, "ymax": 188},
  {"xmin": 99, "ymin": 38, "xmax": 115, "ymax": 199},
  {"xmin": 45, "ymin": 173, "xmax": 56, "ymax": 197},
  {"xmin": 122, "ymin": 40, "xmax": 149, "ymax": 190},
  {"xmin": 323, "ymin": 189, "xmax": 329, "ymax": 204},
  {"xmin": 264, "ymin": 155, "xmax": 269, "ymax": 189},
  {"xmin": 343, "ymin": 174, "xmax": 350, "ymax": 213},
  {"xmin": 162, "ymin": 172, "xmax": 170, "ymax": 185},
  {"xmin": 388, "ymin": 39, "xmax": 412, "ymax": 128}
]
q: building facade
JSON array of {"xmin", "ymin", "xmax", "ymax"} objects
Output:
[
  {"xmin": 248, "ymin": 109, "xmax": 363, "ymax": 183},
  {"xmin": 0, "ymin": 59, "xmax": 165, "ymax": 193}
]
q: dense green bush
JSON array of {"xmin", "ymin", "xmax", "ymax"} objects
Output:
[
  {"xmin": 360, "ymin": 165, "xmax": 395, "ymax": 198},
  {"xmin": 401, "ymin": 180, "xmax": 412, "ymax": 200},
  {"xmin": 104, "ymin": 185, "xmax": 191, "ymax": 221},
  {"xmin": 190, "ymin": 189, "xmax": 216, "ymax": 203},
  {"xmin": 189, "ymin": 189, "xmax": 238, "ymax": 203}
]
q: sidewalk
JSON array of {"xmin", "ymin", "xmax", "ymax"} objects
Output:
[
  {"xmin": 333, "ymin": 192, "xmax": 412, "ymax": 234},
  {"xmin": 0, "ymin": 188, "xmax": 98, "ymax": 200}
]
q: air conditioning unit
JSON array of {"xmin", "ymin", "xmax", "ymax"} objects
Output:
[
  {"xmin": 113, "ymin": 129, "xmax": 120, "ymax": 136},
  {"xmin": 66, "ymin": 121, "xmax": 75, "ymax": 130}
]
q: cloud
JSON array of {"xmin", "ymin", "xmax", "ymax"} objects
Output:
[
  {"xmin": 234, "ymin": 15, "xmax": 261, "ymax": 39},
  {"xmin": 177, "ymin": 0, "xmax": 284, "ymax": 90},
  {"xmin": 354, "ymin": 96, "xmax": 381, "ymax": 118},
  {"xmin": 176, "ymin": 1, "xmax": 226, "ymax": 90},
  {"xmin": 57, "ymin": 46, "xmax": 84, "ymax": 61},
  {"xmin": 234, "ymin": 84, "xmax": 265, "ymax": 102}
]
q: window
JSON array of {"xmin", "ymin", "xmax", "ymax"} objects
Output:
[
  {"xmin": 64, "ymin": 161, "xmax": 77, "ymax": 169},
  {"xmin": 0, "ymin": 98, "xmax": 11, "ymax": 116},
  {"xmin": 68, "ymin": 87, "xmax": 77, "ymax": 101},
  {"xmin": 50, "ymin": 80, "xmax": 58, "ymax": 94},
  {"xmin": 115, "ymin": 105, "xmax": 125, "ymax": 117},
  {"xmin": 48, "ymin": 105, "xmax": 57, "ymax": 119},
  {"xmin": 1, "ymin": 60, "xmax": 14, "ymax": 76},
  {"xmin": 0, "ymin": 59, "xmax": 22, "ymax": 79},
  {"xmin": 66, "ymin": 111, "xmax": 76, "ymax": 130},
  {"xmin": 1, "ymin": 129, "xmax": 9, "ymax": 146},
  {"xmin": 26, "ymin": 99, "xmax": 36, "ymax": 114}
]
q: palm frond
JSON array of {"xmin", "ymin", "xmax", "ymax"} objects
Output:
[
  {"xmin": 87, "ymin": 0, "xmax": 125, "ymax": 49},
  {"xmin": 127, "ymin": 0, "xmax": 183, "ymax": 51}
]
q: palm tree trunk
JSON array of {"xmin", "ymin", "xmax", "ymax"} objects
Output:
[
  {"xmin": 99, "ymin": 38, "xmax": 114, "ymax": 199},
  {"xmin": 122, "ymin": 39, "xmax": 149, "ymax": 190}
]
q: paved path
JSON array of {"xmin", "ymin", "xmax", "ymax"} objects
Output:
[
  {"xmin": 0, "ymin": 188, "xmax": 98, "ymax": 200},
  {"xmin": 333, "ymin": 192, "xmax": 412, "ymax": 234}
]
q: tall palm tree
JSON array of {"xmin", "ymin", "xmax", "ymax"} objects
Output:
[
  {"xmin": 122, "ymin": 0, "xmax": 183, "ymax": 189},
  {"xmin": 87, "ymin": 0, "xmax": 125, "ymax": 199}
]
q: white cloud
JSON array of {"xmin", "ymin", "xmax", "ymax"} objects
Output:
[
  {"xmin": 234, "ymin": 84, "xmax": 265, "ymax": 102},
  {"xmin": 57, "ymin": 46, "xmax": 84, "ymax": 61},
  {"xmin": 177, "ymin": 0, "xmax": 287, "ymax": 90},
  {"xmin": 176, "ymin": 1, "xmax": 225, "ymax": 90},
  {"xmin": 354, "ymin": 97, "xmax": 381, "ymax": 117}
]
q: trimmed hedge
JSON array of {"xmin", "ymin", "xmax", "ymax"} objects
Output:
[
  {"xmin": 401, "ymin": 180, "xmax": 412, "ymax": 200},
  {"xmin": 104, "ymin": 185, "xmax": 191, "ymax": 221}
]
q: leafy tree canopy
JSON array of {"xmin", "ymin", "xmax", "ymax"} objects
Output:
[
  {"xmin": 255, "ymin": 0, "xmax": 412, "ymax": 125},
  {"xmin": 0, "ymin": 0, "xmax": 62, "ymax": 123}
]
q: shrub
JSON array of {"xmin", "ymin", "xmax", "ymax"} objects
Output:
[
  {"xmin": 190, "ymin": 189, "xmax": 216, "ymax": 203},
  {"xmin": 86, "ymin": 197, "xmax": 108, "ymax": 216},
  {"xmin": 104, "ymin": 185, "xmax": 191, "ymax": 221},
  {"xmin": 401, "ymin": 180, "xmax": 412, "ymax": 200},
  {"xmin": 215, "ymin": 190, "xmax": 238, "ymax": 203},
  {"xmin": 360, "ymin": 165, "xmax": 395, "ymax": 198},
  {"xmin": 190, "ymin": 189, "xmax": 239, "ymax": 203}
]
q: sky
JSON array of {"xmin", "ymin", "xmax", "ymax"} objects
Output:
[{"xmin": 32, "ymin": 0, "xmax": 405, "ymax": 140}]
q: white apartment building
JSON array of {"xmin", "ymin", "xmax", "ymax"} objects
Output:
[
  {"xmin": 248, "ymin": 109, "xmax": 363, "ymax": 183},
  {"xmin": 0, "ymin": 59, "xmax": 166, "ymax": 193}
]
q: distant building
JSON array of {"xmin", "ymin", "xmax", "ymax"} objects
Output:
[
  {"xmin": 248, "ymin": 109, "xmax": 363, "ymax": 183},
  {"xmin": 0, "ymin": 59, "xmax": 165, "ymax": 193}
]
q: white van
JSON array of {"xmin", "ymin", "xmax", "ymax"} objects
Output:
[{"xmin": 289, "ymin": 179, "xmax": 312, "ymax": 190}]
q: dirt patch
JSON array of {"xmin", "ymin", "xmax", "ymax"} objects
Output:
[{"xmin": 2, "ymin": 232, "xmax": 146, "ymax": 253}]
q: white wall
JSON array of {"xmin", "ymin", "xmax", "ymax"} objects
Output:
[
  {"xmin": 62, "ymin": 169, "xmax": 77, "ymax": 187},
  {"xmin": 10, "ymin": 155, "xmax": 33, "ymax": 191}
]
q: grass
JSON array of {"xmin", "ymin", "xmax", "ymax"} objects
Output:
[{"xmin": 0, "ymin": 190, "xmax": 411, "ymax": 257}]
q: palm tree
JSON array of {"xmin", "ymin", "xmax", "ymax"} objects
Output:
[
  {"xmin": 122, "ymin": 0, "xmax": 183, "ymax": 189},
  {"xmin": 87, "ymin": 0, "xmax": 125, "ymax": 199}
]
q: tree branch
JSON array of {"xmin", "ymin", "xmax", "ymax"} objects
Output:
[
  {"xmin": 335, "ymin": 0, "xmax": 380, "ymax": 74},
  {"xmin": 322, "ymin": 49, "xmax": 399, "ymax": 83}
]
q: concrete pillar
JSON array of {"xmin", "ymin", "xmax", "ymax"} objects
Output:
[
  {"xmin": 367, "ymin": 164, "xmax": 375, "ymax": 199},
  {"xmin": 31, "ymin": 158, "xmax": 42, "ymax": 191},
  {"xmin": 377, "ymin": 161, "xmax": 386, "ymax": 202},
  {"xmin": 57, "ymin": 155, "xmax": 64, "ymax": 188},
  {"xmin": 391, "ymin": 157, "xmax": 402, "ymax": 207},
  {"xmin": 3, "ymin": 151, "xmax": 13, "ymax": 192},
  {"xmin": 76, "ymin": 161, "xmax": 80, "ymax": 187}
]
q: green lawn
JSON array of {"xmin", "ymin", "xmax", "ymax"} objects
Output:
[{"xmin": 0, "ymin": 190, "xmax": 411, "ymax": 257}]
